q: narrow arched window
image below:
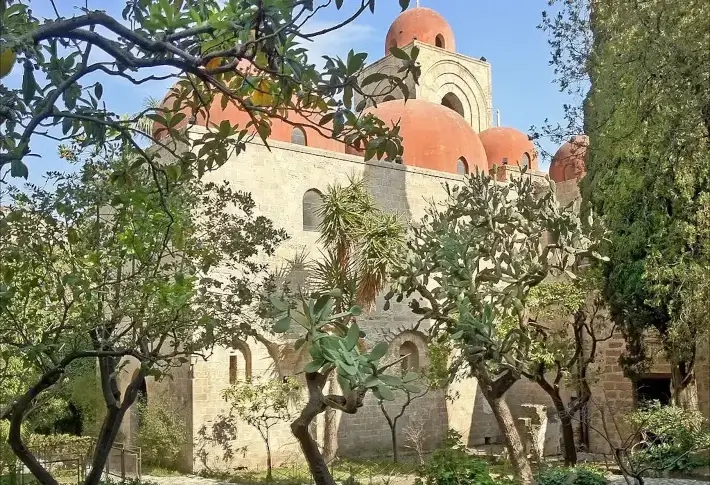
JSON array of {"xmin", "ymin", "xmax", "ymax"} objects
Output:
[
  {"xmin": 229, "ymin": 341, "xmax": 252, "ymax": 384},
  {"xmin": 435, "ymin": 34, "xmax": 445, "ymax": 49},
  {"xmin": 303, "ymin": 189, "xmax": 324, "ymax": 232},
  {"xmin": 441, "ymin": 93, "xmax": 464, "ymax": 118},
  {"xmin": 291, "ymin": 126, "xmax": 307, "ymax": 146},
  {"xmin": 399, "ymin": 341, "xmax": 420, "ymax": 375},
  {"xmin": 521, "ymin": 152, "xmax": 531, "ymax": 170},
  {"xmin": 457, "ymin": 157, "xmax": 469, "ymax": 175}
]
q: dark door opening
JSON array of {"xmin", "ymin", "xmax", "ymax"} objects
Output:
[{"xmin": 635, "ymin": 375, "xmax": 672, "ymax": 407}]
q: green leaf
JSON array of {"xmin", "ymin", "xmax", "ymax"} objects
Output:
[
  {"xmin": 345, "ymin": 322, "xmax": 360, "ymax": 350},
  {"xmin": 399, "ymin": 0, "xmax": 410, "ymax": 11},
  {"xmin": 362, "ymin": 72, "xmax": 389, "ymax": 86},
  {"xmin": 22, "ymin": 64, "xmax": 36, "ymax": 103},
  {"xmin": 269, "ymin": 294, "xmax": 288, "ymax": 311},
  {"xmin": 377, "ymin": 385, "xmax": 395, "ymax": 401},
  {"xmin": 67, "ymin": 228, "xmax": 79, "ymax": 245},
  {"xmin": 378, "ymin": 374, "xmax": 402, "ymax": 387},
  {"xmin": 10, "ymin": 160, "xmax": 28, "ymax": 179},
  {"xmin": 368, "ymin": 342, "xmax": 388, "ymax": 362},
  {"xmin": 305, "ymin": 359, "xmax": 325, "ymax": 373},
  {"xmin": 389, "ymin": 47, "xmax": 409, "ymax": 60},
  {"xmin": 273, "ymin": 315, "xmax": 291, "ymax": 333},
  {"xmin": 403, "ymin": 371, "xmax": 419, "ymax": 383},
  {"xmin": 403, "ymin": 383, "xmax": 421, "ymax": 393},
  {"xmin": 94, "ymin": 83, "xmax": 103, "ymax": 100},
  {"xmin": 349, "ymin": 305, "xmax": 362, "ymax": 316},
  {"xmin": 338, "ymin": 361, "xmax": 358, "ymax": 376},
  {"xmin": 294, "ymin": 338, "xmax": 306, "ymax": 350}
]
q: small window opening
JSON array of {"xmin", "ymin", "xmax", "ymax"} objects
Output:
[
  {"xmin": 456, "ymin": 157, "xmax": 469, "ymax": 175},
  {"xmin": 399, "ymin": 341, "xmax": 420, "ymax": 375},
  {"xmin": 435, "ymin": 34, "xmax": 445, "ymax": 49},
  {"xmin": 521, "ymin": 152, "xmax": 531, "ymax": 170},
  {"xmin": 291, "ymin": 126, "xmax": 307, "ymax": 146}
]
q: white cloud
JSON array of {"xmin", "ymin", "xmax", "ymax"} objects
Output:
[{"xmin": 298, "ymin": 21, "xmax": 376, "ymax": 67}]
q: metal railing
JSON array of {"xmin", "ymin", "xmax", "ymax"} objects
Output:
[{"xmin": 104, "ymin": 443, "xmax": 142, "ymax": 481}]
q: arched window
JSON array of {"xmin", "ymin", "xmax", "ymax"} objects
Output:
[
  {"xmin": 399, "ymin": 341, "xmax": 420, "ymax": 375},
  {"xmin": 521, "ymin": 152, "xmax": 531, "ymax": 170},
  {"xmin": 435, "ymin": 34, "xmax": 445, "ymax": 49},
  {"xmin": 303, "ymin": 189, "xmax": 324, "ymax": 232},
  {"xmin": 383, "ymin": 95, "xmax": 396, "ymax": 102},
  {"xmin": 229, "ymin": 341, "xmax": 252, "ymax": 384},
  {"xmin": 456, "ymin": 157, "xmax": 469, "ymax": 175},
  {"xmin": 291, "ymin": 126, "xmax": 307, "ymax": 146},
  {"xmin": 563, "ymin": 164, "xmax": 576, "ymax": 181},
  {"xmin": 441, "ymin": 93, "xmax": 464, "ymax": 118}
]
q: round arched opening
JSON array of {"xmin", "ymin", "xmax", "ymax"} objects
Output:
[
  {"xmin": 303, "ymin": 189, "xmax": 324, "ymax": 231},
  {"xmin": 399, "ymin": 341, "xmax": 420, "ymax": 375},
  {"xmin": 435, "ymin": 34, "xmax": 445, "ymax": 49},
  {"xmin": 441, "ymin": 93, "xmax": 464, "ymax": 118},
  {"xmin": 291, "ymin": 126, "xmax": 307, "ymax": 146},
  {"xmin": 521, "ymin": 152, "xmax": 531, "ymax": 170},
  {"xmin": 456, "ymin": 157, "xmax": 469, "ymax": 175}
]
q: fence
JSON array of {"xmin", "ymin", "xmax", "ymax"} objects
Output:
[{"xmin": 0, "ymin": 440, "xmax": 141, "ymax": 484}]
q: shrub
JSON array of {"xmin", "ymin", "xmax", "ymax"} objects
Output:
[
  {"xmin": 416, "ymin": 430, "xmax": 496, "ymax": 485},
  {"xmin": 626, "ymin": 403, "xmax": 710, "ymax": 473},
  {"xmin": 536, "ymin": 466, "xmax": 607, "ymax": 485},
  {"xmin": 136, "ymin": 399, "xmax": 187, "ymax": 470}
]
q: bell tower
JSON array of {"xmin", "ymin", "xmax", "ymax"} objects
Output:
[{"xmin": 354, "ymin": 6, "xmax": 493, "ymax": 132}]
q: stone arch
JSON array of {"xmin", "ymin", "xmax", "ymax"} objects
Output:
[
  {"xmin": 421, "ymin": 59, "xmax": 491, "ymax": 131},
  {"xmin": 228, "ymin": 339, "xmax": 253, "ymax": 384},
  {"xmin": 302, "ymin": 189, "xmax": 323, "ymax": 231},
  {"xmin": 442, "ymin": 92, "xmax": 465, "ymax": 117},
  {"xmin": 399, "ymin": 340, "xmax": 421, "ymax": 375},
  {"xmin": 521, "ymin": 152, "xmax": 531, "ymax": 169},
  {"xmin": 435, "ymin": 34, "xmax": 446, "ymax": 49},
  {"xmin": 291, "ymin": 126, "xmax": 307, "ymax": 146},
  {"xmin": 457, "ymin": 156, "xmax": 469, "ymax": 175}
]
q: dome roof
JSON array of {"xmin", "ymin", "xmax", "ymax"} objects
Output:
[
  {"xmin": 549, "ymin": 135, "xmax": 589, "ymax": 183},
  {"xmin": 151, "ymin": 62, "xmax": 344, "ymax": 152},
  {"xmin": 363, "ymin": 99, "xmax": 487, "ymax": 174},
  {"xmin": 479, "ymin": 127, "xmax": 538, "ymax": 171},
  {"xmin": 385, "ymin": 7, "xmax": 455, "ymax": 55}
]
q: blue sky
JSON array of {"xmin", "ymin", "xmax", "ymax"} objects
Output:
[{"xmin": 3, "ymin": 0, "xmax": 574, "ymax": 186}]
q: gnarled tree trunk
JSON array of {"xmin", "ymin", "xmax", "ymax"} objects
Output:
[{"xmin": 671, "ymin": 362, "xmax": 698, "ymax": 409}]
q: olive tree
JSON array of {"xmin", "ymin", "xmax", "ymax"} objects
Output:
[{"xmin": 386, "ymin": 169, "xmax": 606, "ymax": 485}]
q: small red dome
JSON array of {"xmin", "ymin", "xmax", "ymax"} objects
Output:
[
  {"xmin": 549, "ymin": 135, "xmax": 589, "ymax": 183},
  {"xmin": 151, "ymin": 63, "xmax": 345, "ymax": 152},
  {"xmin": 385, "ymin": 7, "xmax": 455, "ymax": 56},
  {"xmin": 479, "ymin": 127, "xmax": 539, "ymax": 171},
  {"xmin": 363, "ymin": 99, "xmax": 487, "ymax": 174}
]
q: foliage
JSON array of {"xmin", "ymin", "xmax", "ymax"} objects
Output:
[
  {"xmin": 535, "ymin": 466, "xmax": 607, "ymax": 485},
  {"xmin": 0, "ymin": 146, "xmax": 286, "ymax": 485},
  {"xmin": 0, "ymin": 0, "xmax": 421, "ymax": 180},
  {"xmin": 387, "ymin": 168, "xmax": 606, "ymax": 484},
  {"xmin": 221, "ymin": 377, "xmax": 301, "ymax": 478},
  {"xmin": 626, "ymin": 403, "xmax": 710, "ymax": 473},
  {"xmin": 415, "ymin": 430, "xmax": 497, "ymax": 485},
  {"xmin": 136, "ymin": 399, "xmax": 187, "ymax": 470},
  {"xmin": 542, "ymin": 0, "xmax": 710, "ymax": 403}
]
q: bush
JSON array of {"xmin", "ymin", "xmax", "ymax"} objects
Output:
[
  {"xmin": 536, "ymin": 466, "xmax": 607, "ymax": 485},
  {"xmin": 416, "ymin": 430, "xmax": 496, "ymax": 485},
  {"xmin": 626, "ymin": 403, "xmax": 710, "ymax": 473},
  {"xmin": 136, "ymin": 399, "xmax": 187, "ymax": 470}
]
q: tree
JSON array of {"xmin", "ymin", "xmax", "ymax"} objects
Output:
[
  {"xmin": 266, "ymin": 176, "xmax": 409, "ymax": 485},
  {"xmin": 0, "ymin": 145, "xmax": 286, "ymax": 485},
  {"xmin": 1, "ymin": 0, "xmax": 421, "ymax": 181},
  {"xmin": 386, "ymin": 169, "xmax": 606, "ymax": 485},
  {"xmin": 377, "ymin": 341, "xmax": 449, "ymax": 463},
  {"xmin": 524, "ymin": 268, "xmax": 613, "ymax": 466},
  {"xmin": 541, "ymin": 0, "xmax": 710, "ymax": 407},
  {"xmin": 221, "ymin": 377, "xmax": 301, "ymax": 480}
]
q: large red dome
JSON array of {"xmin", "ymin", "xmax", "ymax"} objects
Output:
[
  {"xmin": 385, "ymin": 7, "xmax": 455, "ymax": 55},
  {"xmin": 362, "ymin": 99, "xmax": 487, "ymax": 174},
  {"xmin": 479, "ymin": 127, "xmax": 538, "ymax": 171},
  {"xmin": 549, "ymin": 135, "xmax": 589, "ymax": 183}
]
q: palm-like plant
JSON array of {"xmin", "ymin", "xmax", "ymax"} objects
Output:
[{"xmin": 313, "ymin": 174, "xmax": 405, "ymax": 311}]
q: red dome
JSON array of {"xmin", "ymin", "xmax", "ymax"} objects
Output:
[
  {"xmin": 151, "ymin": 64, "xmax": 344, "ymax": 152},
  {"xmin": 363, "ymin": 99, "xmax": 487, "ymax": 174},
  {"xmin": 549, "ymin": 135, "xmax": 589, "ymax": 183},
  {"xmin": 385, "ymin": 7, "xmax": 455, "ymax": 55},
  {"xmin": 479, "ymin": 127, "xmax": 539, "ymax": 171}
]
